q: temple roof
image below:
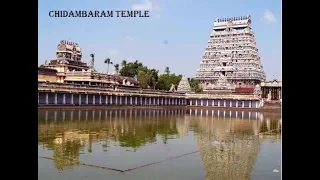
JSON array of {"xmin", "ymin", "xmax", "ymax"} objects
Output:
[
  {"xmin": 38, "ymin": 67, "xmax": 57, "ymax": 75},
  {"xmin": 177, "ymin": 76, "xmax": 191, "ymax": 92}
]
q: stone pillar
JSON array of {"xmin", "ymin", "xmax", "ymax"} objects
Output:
[
  {"xmin": 45, "ymin": 93, "xmax": 49, "ymax": 105},
  {"xmin": 106, "ymin": 95, "xmax": 108, "ymax": 104},
  {"xmin": 218, "ymin": 100, "xmax": 220, "ymax": 107},
  {"xmin": 71, "ymin": 94, "xmax": 74, "ymax": 104},
  {"xmin": 165, "ymin": 98, "xmax": 167, "ymax": 105},
  {"xmin": 224, "ymin": 100, "xmax": 226, "ymax": 107},
  {"xmin": 249, "ymin": 101, "xmax": 252, "ymax": 108},
  {"xmin": 190, "ymin": 99, "xmax": 192, "ymax": 106},
  {"xmin": 63, "ymin": 94, "xmax": 66, "ymax": 104},
  {"xmin": 256, "ymin": 100, "xmax": 258, "ymax": 108},
  {"xmin": 38, "ymin": 92, "xmax": 39, "ymax": 104},
  {"xmin": 140, "ymin": 97, "xmax": 142, "ymax": 105},
  {"xmin": 206, "ymin": 99, "xmax": 209, "ymax": 106},
  {"xmin": 135, "ymin": 97, "xmax": 138, "ymax": 105},
  {"xmin": 279, "ymin": 90, "xmax": 281, "ymax": 100},
  {"xmin": 157, "ymin": 98, "xmax": 160, "ymax": 105},
  {"xmin": 54, "ymin": 93, "xmax": 57, "ymax": 105},
  {"xmin": 230, "ymin": 100, "xmax": 232, "ymax": 107},
  {"xmin": 201, "ymin": 99, "xmax": 203, "ymax": 106},
  {"xmin": 130, "ymin": 96, "xmax": 133, "ymax": 105},
  {"xmin": 110, "ymin": 95, "xmax": 113, "ymax": 104},
  {"xmin": 99, "ymin": 95, "xmax": 102, "ymax": 105},
  {"xmin": 267, "ymin": 90, "xmax": 271, "ymax": 101},
  {"xmin": 86, "ymin": 94, "xmax": 88, "ymax": 105},
  {"xmin": 195, "ymin": 99, "xmax": 198, "ymax": 106},
  {"xmin": 242, "ymin": 101, "xmax": 244, "ymax": 108},
  {"xmin": 79, "ymin": 94, "xmax": 81, "ymax": 105},
  {"xmin": 119, "ymin": 96, "xmax": 122, "ymax": 105},
  {"xmin": 175, "ymin": 98, "xmax": 177, "ymax": 105},
  {"xmin": 115, "ymin": 96, "xmax": 118, "ymax": 105},
  {"xmin": 149, "ymin": 97, "xmax": 151, "ymax": 105},
  {"xmin": 125, "ymin": 96, "xmax": 128, "ymax": 105},
  {"xmin": 93, "ymin": 95, "xmax": 95, "ymax": 105},
  {"xmin": 236, "ymin": 100, "xmax": 238, "ymax": 107},
  {"xmin": 154, "ymin": 97, "xmax": 156, "ymax": 105},
  {"xmin": 212, "ymin": 100, "xmax": 214, "ymax": 106}
]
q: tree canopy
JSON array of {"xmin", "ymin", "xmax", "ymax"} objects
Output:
[{"xmin": 117, "ymin": 59, "xmax": 202, "ymax": 92}]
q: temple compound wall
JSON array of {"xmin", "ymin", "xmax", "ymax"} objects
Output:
[{"xmin": 38, "ymin": 82, "xmax": 263, "ymax": 109}]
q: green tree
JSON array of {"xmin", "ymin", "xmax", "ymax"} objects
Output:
[
  {"xmin": 114, "ymin": 64, "xmax": 120, "ymax": 73},
  {"xmin": 188, "ymin": 78, "xmax": 203, "ymax": 92},
  {"xmin": 118, "ymin": 60, "xmax": 159, "ymax": 88},
  {"xmin": 121, "ymin": 60, "xmax": 127, "ymax": 67},
  {"xmin": 156, "ymin": 73, "xmax": 182, "ymax": 90},
  {"xmin": 104, "ymin": 58, "xmax": 113, "ymax": 74}
]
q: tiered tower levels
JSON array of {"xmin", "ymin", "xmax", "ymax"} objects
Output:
[
  {"xmin": 196, "ymin": 16, "xmax": 266, "ymax": 90},
  {"xmin": 44, "ymin": 40, "xmax": 89, "ymax": 71}
]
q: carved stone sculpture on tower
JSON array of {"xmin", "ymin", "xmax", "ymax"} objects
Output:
[
  {"xmin": 214, "ymin": 74, "xmax": 233, "ymax": 89},
  {"xmin": 177, "ymin": 76, "xmax": 191, "ymax": 93},
  {"xmin": 196, "ymin": 16, "xmax": 266, "ymax": 89}
]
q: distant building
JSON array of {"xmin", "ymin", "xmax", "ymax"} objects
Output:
[
  {"xmin": 260, "ymin": 79, "xmax": 281, "ymax": 101},
  {"xmin": 39, "ymin": 40, "xmax": 137, "ymax": 86},
  {"xmin": 196, "ymin": 16, "xmax": 266, "ymax": 92}
]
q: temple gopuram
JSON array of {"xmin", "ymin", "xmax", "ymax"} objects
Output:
[
  {"xmin": 196, "ymin": 16, "xmax": 266, "ymax": 92},
  {"xmin": 38, "ymin": 40, "xmax": 137, "ymax": 87}
]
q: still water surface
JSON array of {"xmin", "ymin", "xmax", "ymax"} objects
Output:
[{"xmin": 38, "ymin": 108, "xmax": 281, "ymax": 180}]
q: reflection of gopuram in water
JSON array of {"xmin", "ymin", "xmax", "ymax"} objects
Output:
[{"xmin": 190, "ymin": 110, "xmax": 281, "ymax": 180}]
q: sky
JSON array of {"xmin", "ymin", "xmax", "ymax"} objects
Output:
[{"xmin": 39, "ymin": 0, "xmax": 281, "ymax": 80}]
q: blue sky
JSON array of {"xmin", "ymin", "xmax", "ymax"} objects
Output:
[{"xmin": 39, "ymin": 0, "xmax": 281, "ymax": 80}]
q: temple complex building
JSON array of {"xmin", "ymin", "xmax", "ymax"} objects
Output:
[
  {"xmin": 196, "ymin": 16, "xmax": 266, "ymax": 92},
  {"xmin": 38, "ymin": 67, "xmax": 60, "ymax": 82},
  {"xmin": 261, "ymin": 79, "xmax": 281, "ymax": 101},
  {"xmin": 39, "ymin": 40, "xmax": 137, "ymax": 87}
]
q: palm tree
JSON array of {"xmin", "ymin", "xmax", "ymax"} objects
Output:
[
  {"xmin": 121, "ymin": 60, "xmax": 127, "ymax": 67},
  {"xmin": 114, "ymin": 64, "xmax": 120, "ymax": 73},
  {"xmin": 89, "ymin": 53, "xmax": 95, "ymax": 70},
  {"xmin": 164, "ymin": 66, "xmax": 170, "ymax": 74},
  {"xmin": 104, "ymin": 58, "xmax": 113, "ymax": 74}
]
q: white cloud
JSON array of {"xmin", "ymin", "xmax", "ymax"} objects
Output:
[
  {"xmin": 132, "ymin": 0, "xmax": 161, "ymax": 17},
  {"xmin": 107, "ymin": 49, "xmax": 120, "ymax": 56},
  {"xmin": 263, "ymin": 9, "xmax": 276, "ymax": 23},
  {"xmin": 125, "ymin": 36, "xmax": 134, "ymax": 41}
]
